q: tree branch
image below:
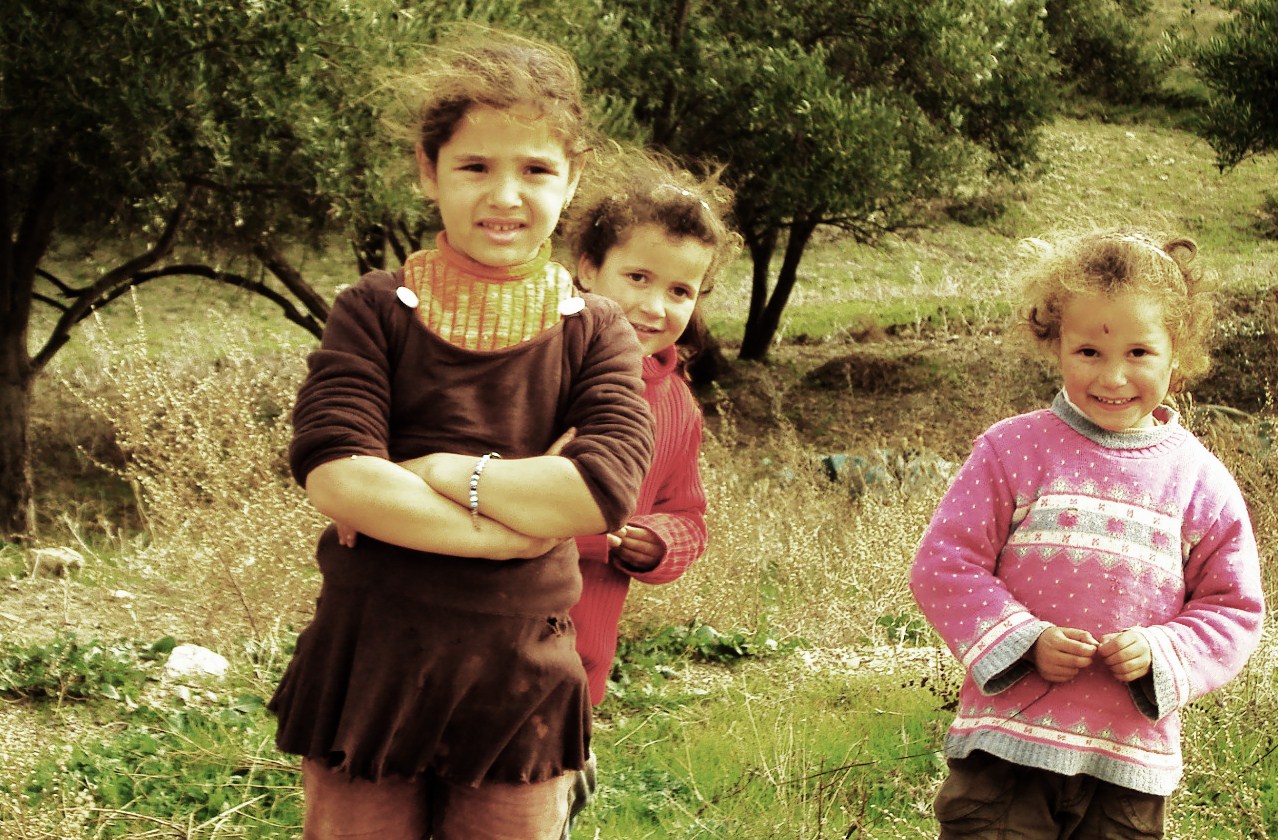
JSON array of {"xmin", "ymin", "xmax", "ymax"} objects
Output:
[
  {"xmin": 32, "ymin": 292, "xmax": 67, "ymax": 312},
  {"xmin": 29, "ymin": 183, "xmax": 197, "ymax": 373},
  {"xmin": 252, "ymin": 242, "xmax": 330, "ymax": 324},
  {"xmin": 93, "ymin": 263, "xmax": 324, "ymax": 339},
  {"xmin": 36, "ymin": 267, "xmax": 76, "ymax": 296}
]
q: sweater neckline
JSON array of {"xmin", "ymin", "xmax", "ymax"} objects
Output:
[
  {"xmin": 1051, "ymin": 390, "xmax": 1181, "ymax": 451},
  {"xmin": 434, "ymin": 231, "xmax": 552, "ymax": 282},
  {"xmin": 642, "ymin": 345, "xmax": 679, "ymax": 384}
]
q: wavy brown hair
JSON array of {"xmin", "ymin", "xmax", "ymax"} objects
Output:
[
  {"xmin": 563, "ymin": 149, "xmax": 742, "ymax": 366},
  {"xmin": 405, "ymin": 28, "xmax": 592, "ymax": 172}
]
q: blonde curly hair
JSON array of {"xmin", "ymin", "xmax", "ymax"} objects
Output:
[{"xmin": 1018, "ymin": 227, "xmax": 1216, "ymax": 393}]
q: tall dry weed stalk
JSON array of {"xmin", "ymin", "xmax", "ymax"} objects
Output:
[{"xmin": 64, "ymin": 299, "xmax": 325, "ymax": 642}]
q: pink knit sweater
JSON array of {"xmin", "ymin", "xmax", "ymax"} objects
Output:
[
  {"xmin": 910, "ymin": 392, "xmax": 1264, "ymax": 795},
  {"xmin": 570, "ymin": 345, "xmax": 709, "ymax": 704}
]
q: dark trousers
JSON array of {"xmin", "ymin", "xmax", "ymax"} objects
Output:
[{"xmin": 935, "ymin": 751, "xmax": 1165, "ymax": 839}]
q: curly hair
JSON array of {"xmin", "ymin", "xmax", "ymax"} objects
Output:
[
  {"xmin": 562, "ymin": 149, "xmax": 743, "ymax": 364},
  {"xmin": 1018, "ymin": 227, "xmax": 1216, "ymax": 393}
]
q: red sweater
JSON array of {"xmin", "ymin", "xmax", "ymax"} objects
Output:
[{"xmin": 570, "ymin": 345, "xmax": 709, "ymax": 704}]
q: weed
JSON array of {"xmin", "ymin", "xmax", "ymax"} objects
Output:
[
  {"xmin": 1255, "ymin": 190, "xmax": 1278, "ymax": 240},
  {"xmin": 10, "ymin": 110, "xmax": 1278, "ymax": 837},
  {"xmin": 60, "ymin": 298, "xmax": 323, "ymax": 644},
  {"xmin": 17, "ymin": 702, "xmax": 300, "ymax": 839},
  {"xmin": 610, "ymin": 620, "xmax": 801, "ymax": 702},
  {"xmin": 0, "ymin": 633, "xmax": 159, "ymax": 705}
]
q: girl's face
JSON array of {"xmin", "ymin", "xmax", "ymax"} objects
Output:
[
  {"xmin": 418, "ymin": 104, "xmax": 579, "ymax": 267},
  {"xmin": 577, "ymin": 223, "xmax": 714, "ymax": 356},
  {"xmin": 1057, "ymin": 291, "xmax": 1177, "ymax": 432}
]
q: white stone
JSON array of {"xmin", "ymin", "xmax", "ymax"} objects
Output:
[{"xmin": 164, "ymin": 644, "xmax": 229, "ymax": 679}]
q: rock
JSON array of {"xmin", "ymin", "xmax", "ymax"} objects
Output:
[
  {"xmin": 27, "ymin": 547, "xmax": 85, "ymax": 578},
  {"xmin": 163, "ymin": 644, "xmax": 230, "ymax": 680},
  {"xmin": 819, "ymin": 448, "xmax": 957, "ymax": 498}
]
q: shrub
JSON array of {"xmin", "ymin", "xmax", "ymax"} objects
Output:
[{"xmin": 64, "ymin": 305, "xmax": 324, "ymax": 643}]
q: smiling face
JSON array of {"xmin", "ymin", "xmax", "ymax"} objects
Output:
[
  {"xmin": 577, "ymin": 223, "xmax": 714, "ymax": 356},
  {"xmin": 418, "ymin": 103, "xmax": 579, "ymax": 267},
  {"xmin": 1057, "ymin": 291, "xmax": 1177, "ymax": 431}
]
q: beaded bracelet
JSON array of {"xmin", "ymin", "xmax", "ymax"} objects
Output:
[{"xmin": 468, "ymin": 452, "xmax": 501, "ymax": 530}]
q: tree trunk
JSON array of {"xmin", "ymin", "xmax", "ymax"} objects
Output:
[
  {"xmin": 739, "ymin": 218, "xmax": 819, "ymax": 361},
  {"xmin": 739, "ymin": 228, "xmax": 777, "ymax": 361},
  {"xmin": 0, "ymin": 151, "xmax": 61, "ymax": 539},
  {"xmin": 0, "ymin": 334, "xmax": 32, "ymax": 538},
  {"xmin": 254, "ymin": 242, "xmax": 330, "ymax": 324},
  {"xmin": 352, "ymin": 223, "xmax": 388, "ymax": 274},
  {"xmin": 651, "ymin": 0, "xmax": 693, "ymax": 147}
]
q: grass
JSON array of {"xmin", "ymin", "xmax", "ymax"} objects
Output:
[
  {"xmin": 702, "ymin": 115, "xmax": 1278, "ymax": 345},
  {"xmin": 7, "ymin": 109, "xmax": 1278, "ymax": 837}
]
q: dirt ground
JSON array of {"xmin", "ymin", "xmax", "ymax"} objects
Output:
[{"xmin": 701, "ymin": 286, "xmax": 1277, "ymax": 458}]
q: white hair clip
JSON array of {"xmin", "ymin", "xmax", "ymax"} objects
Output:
[
  {"xmin": 656, "ymin": 183, "xmax": 711, "ymax": 212},
  {"xmin": 1105, "ymin": 234, "xmax": 1178, "ymax": 267}
]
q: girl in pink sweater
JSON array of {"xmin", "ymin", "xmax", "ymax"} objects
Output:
[
  {"xmin": 909, "ymin": 228, "xmax": 1263, "ymax": 839},
  {"xmin": 559, "ymin": 151, "xmax": 742, "ymax": 828}
]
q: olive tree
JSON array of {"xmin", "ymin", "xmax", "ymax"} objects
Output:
[
  {"xmin": 0, "ymin": 0, "xmax": 434, "ymax": 536},
  {"xmin": 579, "ymin": 0, "xmax": 1057, "ymax": 360},
  {"xmin": 1194, "ymin": 0, "xmax": 1278, "ymax": 170}
]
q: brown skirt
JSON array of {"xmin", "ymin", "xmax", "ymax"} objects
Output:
[{"xmin": 269, "ymin": 579, "xmax": 591, "ymax": 787}]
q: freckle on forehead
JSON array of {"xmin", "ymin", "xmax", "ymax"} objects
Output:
[{"xmin": 1102, "ymin": 324, "xmax": 1110, "ymax": 334}]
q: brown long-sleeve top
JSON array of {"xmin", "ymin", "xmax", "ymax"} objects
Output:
[{"xmin": 289, "ymin": 265, "xmax": 654, "ymax": 617}]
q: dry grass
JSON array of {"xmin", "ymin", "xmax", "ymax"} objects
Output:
[
  {"xmin": 10, "ymin": 109, "xmax": 1277, "ymax": 836},
  {"xmin": 55, "ymin": 297, "xmax": 324, "ymax": 645},
  {"xmin": 621, "ymin": 412, "xmax": 944, "ymax": 650}
]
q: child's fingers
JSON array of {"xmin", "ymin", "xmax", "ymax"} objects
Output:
[
  {"xmin": 1107, "ymin": 652, "xmax": 1151, "ymax": 682},
  {"xmin": 1058, "ymin": 626, "xmax": 1100, "ymax": 649},
  {"xmin": 334, "ymin": 522, "xmax": 358, "ymax": 548}
]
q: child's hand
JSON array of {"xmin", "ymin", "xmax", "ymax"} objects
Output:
[
  {"xmin": 607, "ymin": 524, "xmax": 663, "ymax": 572},
  {"xmin": 335, "ymin": 521, "xmax": 358, "ymax": 548},
  {"xmin": 1098, "ymin": 629, "xmax": 1152, "ymax": 683},
  {"xmin": 1029, "ymin": 626, "xmax": 1099, "ymax": 683}
]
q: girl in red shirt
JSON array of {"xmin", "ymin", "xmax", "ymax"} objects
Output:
[{"xmin": 560, "ymin": 151, "xmax": 743, "ymax": 830}]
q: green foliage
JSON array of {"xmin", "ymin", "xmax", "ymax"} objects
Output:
[
  {"xmin": 1257, "ymin": 190, "xmax": 1278, "ymax": 239},
  {"xmin": 2, "ymin": 0, "xmax": 426, "ymax": 249},
  {"xmin": 0, "ymin": 633, "xmax": 161, "ymax": 704},
  {"xmin": 609, "ymin": 621, "xmax": 801, "ymax": 700},
  {"xmin": 579, "ymin": 0, "xmax": 1058, "ymax": 357},
  {"xmin": 875, "ymin": 611, "xmax": 931, "ymax": 646},
  {"xmin": 1044, "ymin": 0, "xmax": 1163, "ymax": 102},
  {"xmin": 1194, "ymin": 0, "xmax": 1278, "ymax": 169},
  {"xmin": 581, "ymin": 671, "xmax": 950, "ymax": 837},
  {"xmin": 18, "ymin": 701, "xmax": 300, "ymax": 838}
]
